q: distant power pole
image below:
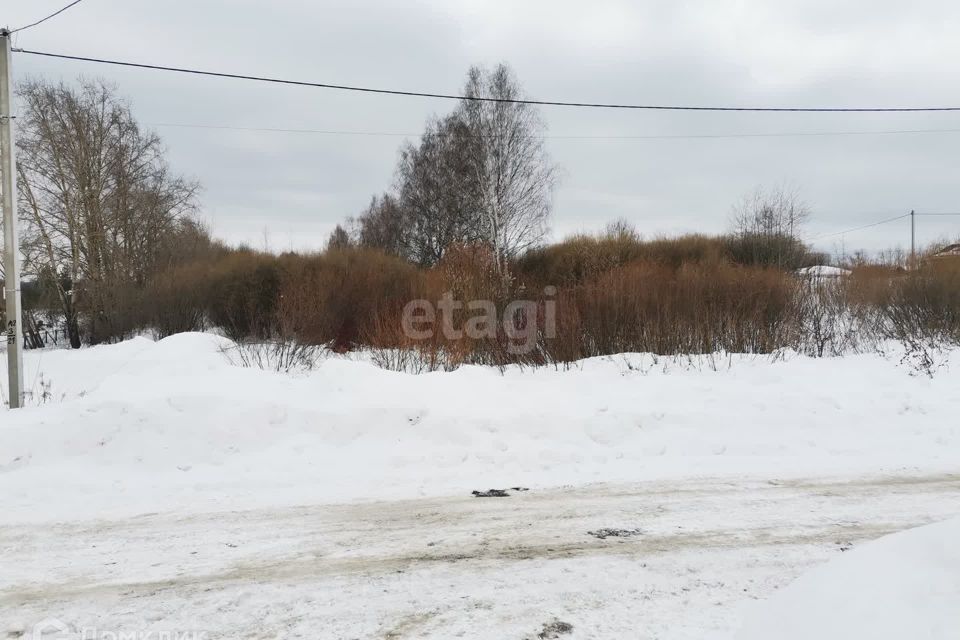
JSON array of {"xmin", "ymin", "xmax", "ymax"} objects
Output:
[
  {"xmin": 910, "ymin": 209, "xmax": 916, "ymax": 270},
  {"xmin": 1, "ymin": 29, "xmax": 24, "ymax": 409}
]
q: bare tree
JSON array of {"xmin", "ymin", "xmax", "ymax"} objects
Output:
[
  {"xmin": 458, "ymin": 64, "xmax": 557, "ymax": 272},
  {"xmin": 336, "ymin": 64, "xmax": 556, "ymax": 270},
  {"xmin": 729, "ymin": 184, "xmax": 811, "ymax": 268},
  {"xmin": 16, "ymin": 78, "xmax": 199, "ymax": 346},
  {"xmin": 604, "ymin": 218, "xmax": 640, "ymax": 242},
  {"xmin": 326, "ymin": 224, "xmax": 353, "ymax": 251},
  {"xmin": 731, "ymin": 184, "xmax": 810, "ymax": 240},
  {"xmin": 395, "ymin": 115, "xmax": 483, "ymax": 266},
  {"xmin": 357, "ymin": 194, "xmax": 404, "ymax": 253}
]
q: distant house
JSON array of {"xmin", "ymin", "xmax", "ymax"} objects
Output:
[{"xmin": 925, "ymin": 243, "xmax": 960, "ymax": 266}]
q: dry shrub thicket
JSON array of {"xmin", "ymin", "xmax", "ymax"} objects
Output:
[
  {"xmin": 22, "ymin": 228, "xmax": 944, "ymax": 374},
  {"xmin": 14, "ymin": 219, "xmax": 960, "ymax": 374}
]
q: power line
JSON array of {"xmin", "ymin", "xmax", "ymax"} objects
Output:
[
  {"xmin": 9, "ymin": 1, "xmax": 86, "ymax": 34},
  {"xmin": 808, "ymin": 211, "xmax": 959, "ymax": 243},
  {"xmin": 809, "ymin": 214, "xmax": 911, "ymax": 241},
  {"xmin": 14, "ymin": 47, "xmax": 960, "ymax": 113},
  {"xmin": 147, "ymin": 122, "xmax": 960, "ymax": 140}
]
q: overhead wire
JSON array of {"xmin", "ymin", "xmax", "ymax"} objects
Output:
[
  {"xmin": 10, "ymin": 41, "xmax": 959, "ymax": 245},
  {"xmin": 13, "ymin": 48, "xmax": 960, "ymax": 112},
  {"xmin": 8, "ymin": 0, "xmax": 86, "ymax": 34},
  {"xmin": 146, "ymin": 122, "xmax": 960, "ymax": 141},
  {"xmin": 808, "ymin": 214, "xmax": 911, "ymax": 242}
]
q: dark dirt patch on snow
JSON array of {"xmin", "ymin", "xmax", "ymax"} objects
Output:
[
  {"xmin": 587, "ymin": 528, "xmax": 643, "ymax": 540},
  {"xmin": 536, "ymin": 620, "xmax": 574, "ymax": 639},
  {"xmin": 471, "ymin": 487, "xmax": 529, "ymax": 498}
]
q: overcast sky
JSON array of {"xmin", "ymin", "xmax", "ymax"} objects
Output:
[{"xmin": 6, "ymin": 0, "xmax": 960, "ymax": 255}]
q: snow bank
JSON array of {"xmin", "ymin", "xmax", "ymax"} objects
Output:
[
  {"xmin": 736, "ymin": 517, "xmax": 960, "ymax": 640},
  {"xmin": 2, "ymin": 333, "xmax": 959, "ymax": 522},
  {"xmin": 796, "ymin": 265, "xmax": 852, "ymax": 279}
]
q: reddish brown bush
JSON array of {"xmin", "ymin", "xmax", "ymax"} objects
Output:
[
  {"xmin": 129, "ymin": 227, "xmax": 958, "ymax": 370},
  {"xmin": 277, "ymin": 248, "xmax": 423, "ymax": 351},
  {"xmin": 515, "ymin": 233, "xmax": 729, "ymax": 288},
  {"xmin": 544, "ymin": 262, "xmax": 796, "ymax": 359},
  {"xmin": 142, "ymin": 261, "xmax": 213, "ymax": 338}
]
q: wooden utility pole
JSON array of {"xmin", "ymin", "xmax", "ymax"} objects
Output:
[{"xmin": 1, "ymin": 29, "xmax": 24, "ymax": 409}]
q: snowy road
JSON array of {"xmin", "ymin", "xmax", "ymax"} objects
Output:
[{"xmin": 3, "ymin": 472, "xmax": 959, "ymax": 639}]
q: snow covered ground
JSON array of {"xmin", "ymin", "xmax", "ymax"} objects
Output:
[
  {"xmin": 737, "ymin": 517, "xmax": 960, "ymax": 640},
  {"xmin": 2, "ymin": 333, "xmax": 959, "ymax": 638},
  {"xmin": 795, "ymin": 264, "xmax": 852, "ymax": 279}
]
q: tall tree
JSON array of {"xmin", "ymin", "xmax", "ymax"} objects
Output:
[
  {"xmin": 16, "ymin": 79, "xmax": 198, "ymax": 346},
  {"xmin": 395, "ymin": 115, "xmax": 483, "ymax": 266},
  {"xmin": 345, "ymin": 64, "xmax": 557, "ymax": 270},
  {"xmin": 326, "ymin": 224, "xmax": 353, "ymax": 251},
  {"xmin": 729, "ymin": 184, "xmax": 811, "ymax": 268},
  {"xmin": 457, "ymin": 64, "xmax": 557, "ymax": 272},
  {"xmin": 354, "ymin": 193, "xmax": 408, "ymax": 257},
  {"xmin": 731, "ymin": 184, "xmax": 810, "ymax": 240}
]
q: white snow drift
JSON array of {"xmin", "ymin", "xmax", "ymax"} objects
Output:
[
  {"xmin": 737, "ymin": 517, "xmax": 960, "ymax": 640},
  {"xmin": 1, "ymin": 332, "xmax": 958, "ymax": 523}
]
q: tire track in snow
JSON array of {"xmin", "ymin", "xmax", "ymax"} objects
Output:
[{"xmin": 2, "ymin": 472, "xmax": 958, "ymax": 606}]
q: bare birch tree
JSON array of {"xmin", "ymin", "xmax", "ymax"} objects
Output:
[
  {"xmin": 458, "ymin": 64, "xmax": 557, "ymax": 272},
  {"xmin": 16, "ymin": 79, "xmax": 198, "ymax": 346},
  {"xmin": 341, "ymin": 64, "xmax": 556, "ymax": 271}
]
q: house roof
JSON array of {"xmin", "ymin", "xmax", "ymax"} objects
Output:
[{"xmin": 929, "ymin": 244, "xmax": 960, "ymax": 259}]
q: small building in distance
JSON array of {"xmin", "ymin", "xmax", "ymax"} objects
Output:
[
  {"xmin": 925, "ymin": 243, "xmax": 960, "ymax": 265},
  {"xmin": 922, "ymin": 244, "xmax": 960, "ymax": 273}
]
